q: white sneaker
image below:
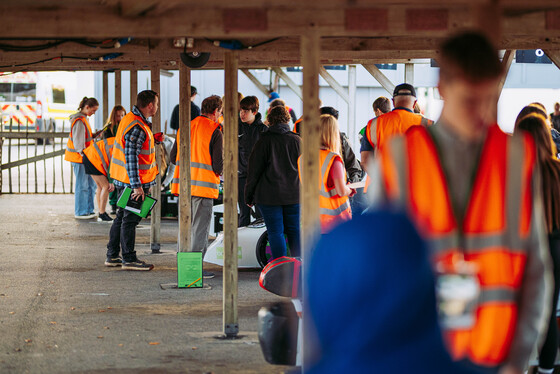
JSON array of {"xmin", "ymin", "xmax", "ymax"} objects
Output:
[{"xmin": 75, "ymin": 213, "xmax": 97, "ymax": 220}]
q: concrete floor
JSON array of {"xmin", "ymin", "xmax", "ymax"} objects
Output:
[{"xmin": 0, "ymin": 194, "xmax": 291, "ymax": 373}]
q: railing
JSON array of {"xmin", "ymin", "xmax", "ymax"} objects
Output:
[{"xmin": 1, "ymin": 119, "xmax": 73, "ymax": 194}]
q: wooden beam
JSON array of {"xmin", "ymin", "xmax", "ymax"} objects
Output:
[
  {"xmin": 362, "ymin": 64, "xmax": 396, "ymax": 95},
  {"xmin": 348, "ymin": 65, "xmax": 357, "ymax": 149},
  {"xmin": 272, "ymin": 67, "xmax": 303, "ymax": 100},
  {"xmin": 498, "ymin": 50, "xmax": 515, "ymax": 98},
  {"xmin": 544, "ymin": 50, "xmax": 560, "ymax": 70},
  {"xmin": 130, "ymin": 69, "xmax": 138, "ymax": 109},
  {"xmin": 240, "ymin": 69, "xmax": 270, "ymax": 96},
  {"xmin": 300, "ymin": 29, "xmax": 321, "ymax": 368},
  {"xmin": 178, "ymin": 63, "xmax": 192, "ymax": 253},
  {"xmin": 102, "ymin": 71, "xmax": 109, "ymax": 127},
  {"xmin": 318, "ymin": 66, "xmax": 349, "ymax": 104},
  {"xmin": 223, "ymin": 51, "xmax": 239, "ymax": 338},
  {"xmin": 150, "ymin": 65, "xmax": 162, "ymax": 253},
  {"xmin": 0, "ymin": 4, "xmax": 560, "ymax": 39}
]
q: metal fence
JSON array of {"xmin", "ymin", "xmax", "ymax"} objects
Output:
[{"xmin": 1, "ymin": 119, "xmax": 73, "ymax": 194}]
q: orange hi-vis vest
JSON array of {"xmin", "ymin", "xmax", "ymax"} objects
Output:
[
  {"xmin": 298, "ymin": 149, "xmax": 352, "ymax": 234},
  {"xmin": 109, "ymin": 112, "xmax": 157, "ymax": 186},
  {"xmin": 83, "ymin": 137, "xmax": 115, "ymax": 177},
  {"xmin": 172, "ymin": 116, "xmax": 221, "ymax": 198},
  {"xmin": 365, "ymin": 108, "xmax": 433, "ymax": 152},
  {"xmin": 64, "ymin": 115, "xmax": 93, "ymax": 163},
  {"xmin": 378, "ymin": 124, "xmax": 537, "ymax": 367}
]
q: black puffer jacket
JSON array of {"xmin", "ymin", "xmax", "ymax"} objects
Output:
[
  {"xmin": 238, "ymin": 113, "xmax": 267, "ymax": 178},
  {"xmin": 245, "ymin": 123, "xmax": 302, "ymax": 206}
]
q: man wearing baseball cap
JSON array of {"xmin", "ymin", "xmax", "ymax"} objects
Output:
[{"xmin": 362, "ymin": 83, "xmax": 433, "ymax": 172}]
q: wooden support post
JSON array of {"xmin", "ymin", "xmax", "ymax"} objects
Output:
[
  {"xmin": 272, "ymin": 67, "xmax": 303, "ymax": 100},
  {"xmin": 404, "ymin": 63, "xmax": 414, "ymax": 84},
  {"xmin": 362, "ymin": 64, "xmax": 396, "ymax": 96},
  {"xmin": 241, "ymin": 69, "xmax": 270, "ymax": 96},
  {"xmin": 544, "ymin": 50, "xmax": 560, "ymax": 71},
  {"xmin": 318, "ymin": 67, "xmax": 349, "ymax": 103},
  {"xmin": 301, "ymin": 29, "xmax": 321, "ymax": 370},
  {"xmin": 130, "ymin": 69, "xmax": 138, "ymax": 110},
  {"xmin": 178, "ymin": 63, "xmax": 192, "ymax": 253},
  {"xmin": 223, "ymin": 51, "xmax": 239, "ymax": 338},
  {"xmin": 348, "ymin": 65, "xmax": 357, "ymax": 149},
  {"xmin": 102, "ymin": 71, "xmax": 109, "ymax": 128},
  {"xmin": 150, "ymin": 65, "xmax": 162, "ymax": 253},
  {"xmin": 498, "ymin": 50, "xmax": 515, "ymax": 99},
  {"xmin": 115, "ymin": 70, "xmax": 122, "ymax": 105}
]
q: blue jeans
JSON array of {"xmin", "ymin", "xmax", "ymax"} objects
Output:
[
  {"xmin": 257, "ymin": 203, "xmax": 301, "ymax": 260},
  {"xmin": 73, "ymin": 162, "xmax": 96, "ymax": 216}
]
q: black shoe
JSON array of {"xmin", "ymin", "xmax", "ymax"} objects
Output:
[
  {"xmin": 97, "ymin": 212, "xmax": 113, "ymax": 222},
  {"xmin": 104, "ymin": 257, "xmax": 122, "ymax": 267},
  {"xmin": 122, "ymin": 259, "xmax": 154, "ymax": 271},
  {"xmin": 203, "ymin": 270, "xmax": 215, "ymax": 279}
]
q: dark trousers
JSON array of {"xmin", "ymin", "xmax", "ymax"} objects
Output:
[
  {"xmin": 257, "ymin": 203, "xmax": 301, "ymax": 260},
  {"xmin": 106, "ymin": 187, "xmax": 144, "ymax": 262},
  {"xmin": 238, "ymin": 176, "xmax": 261, "ymax": 227}
]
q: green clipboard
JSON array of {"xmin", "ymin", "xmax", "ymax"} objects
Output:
[
  {"xmin": 177, "ymin": 252, "xmax": 203, "ymax": 288},
  {"xmin": 116, "ymin": 187, "xmax": 157, "ymax": 218}
]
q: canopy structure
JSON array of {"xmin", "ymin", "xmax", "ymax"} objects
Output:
[{"xmin": 1, "ymin": 0, "xmax": 559, "ymax": 347}]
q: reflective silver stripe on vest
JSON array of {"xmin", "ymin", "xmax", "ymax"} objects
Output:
[
  {"xmin": 320, "ymin": 200, "xmax": 350, "ymax": 216},
  {"xmin": 507, "ymin": 133, "xmax": 525, "ymax": 244},
  {"xmin": 319, "ymin": 152, "xmax": 338, "ymax": 198},
  {"xmin": 430, "ymin": 233, "xmax": 526, "ymax": 255},
  {"xmin": 139, "ymin": 162, "xmax": 156, "ymax": 170},
  {"xmin": 111, "ymin": 158, "xmax": 126, "ymax": 167},
  {"xmin": 172, "ymin": 178, "xmax": 180, "ymax": 185},
  {"xmin": 320, "ymin": 189, "xmax": 338, "ymax": 198},
  {"xmin": 478, "ymin": 287, "xmax": 516, "ymax": 304},
  {"xmin": 140, "ymin": 148, "xmax": 155, "ymax": 155},
  {"xmin": 66, "ymin": 147, "xmax": 81, "ymax": 153},
  {"xmin": 114, "ymin": 142, "xmax": 125, "ymax": 153},
  {"xmin": 387, "ymin": 136, "xmax": 408, "ymax": 205},
  {"xmin": 191, "ymin": 162, "xmax": 214, "ymax": 171},
  {"xmin": 93, "ymin": 139, "xmax": 110, "ymax": 174},
  {"xmin": 192, "ymin": 180, "xmax": 219, "ymax": 189}
]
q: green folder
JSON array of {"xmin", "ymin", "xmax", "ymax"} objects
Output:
[
  {"xmin": 177, "ymin": 252, "xmax": 203, "ymax": 288},
  {"xmin": 116, "ymin": 187, "xmax": 157, "ymax": 218}
]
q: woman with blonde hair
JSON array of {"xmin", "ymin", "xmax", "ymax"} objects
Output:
[
  {"xmin": 103, "ymin": 105, "xmax": 126, "ymax": 139},
  {"xmin": 514, "ymin": 111, "xmax": 560, "ymax": 374},
  {"xmin": 314, "ymin": 114, "xmax": 355, "ymax": 234}
]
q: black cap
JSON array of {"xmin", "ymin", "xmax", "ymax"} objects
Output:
[
  {"xmin": 393, "ymin": 83, "xmax": 416, "ymax": 98},
  {"xmin": 191, "ymin": 86, "xmax": 197, "ymax": 96}
]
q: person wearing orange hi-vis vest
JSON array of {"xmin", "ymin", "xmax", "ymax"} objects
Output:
[
  {"xmin": 106, "ymin": 90, "xmax": 159, "ymax": 271},
  {"xmin": 299, "ymin": 114, "xmax": 355, "ymax": 234},
  {"xmin": 82, "ymin": 137, "xmax": 116, "ymax": 222},
  {"xmin": 168, "ymin": 95, "xmax": 223, "ymax": 279},
  {"xmin": 368, "ymin": 32, "xmax": 552, "ymax": 374},
  {"xmin": 64, "ymin": 97, "xmax": 100, "ymax": 220}
]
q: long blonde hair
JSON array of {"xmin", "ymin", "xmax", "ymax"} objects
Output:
[
  {"xmin": 105, "ymin": 105, "xmax": 126, "ymax": 132},
  {"xmin": 320, "ymin": 114, "xmax": 341, "ymax": 155}
]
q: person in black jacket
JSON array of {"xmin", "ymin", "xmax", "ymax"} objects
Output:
[
  {"xmin": 238, "ymin": 96, "xmax": 267, "ymax": 226},
  {"xmin": 245, "ymin": 106, "xmax": 302, "ymax": 260},
  {"xmin": 169, "ymin": 86, "xmax": 200, "ymax": 131}
]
